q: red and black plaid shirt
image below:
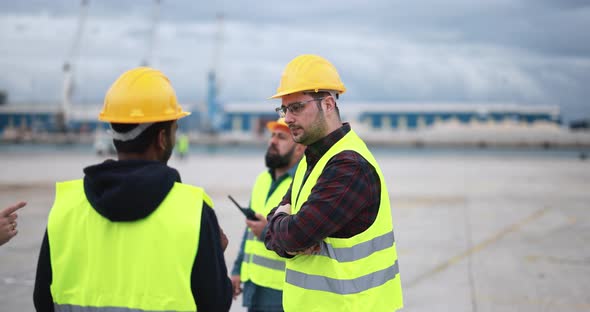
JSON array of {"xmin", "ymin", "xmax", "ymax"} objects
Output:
[{"xmin": 264, "ymin": 123, "xmax": 381, "ymax": 257}]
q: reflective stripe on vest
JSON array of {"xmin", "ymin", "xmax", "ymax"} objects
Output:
[
  {"xmin": 286, "ymin": 260, "xmax": 399, "ymax": 295},
  {"xmin": 48, "ymin": 180, "xmax": 204, "ymax": 311},
  {"xmin": 285, "ymin": 129, "xmax": 403, "ymax": 312},
  {"xmin": 318, "ymin": 231, "xmax": 395, "ymax": 262},
  {"xmin": 243, "ymin": 253, "xmax": 287, "ymax": 271},
  {"xmin": 54, "ymin": 304, "xmax": 194, "ymax": 312},
  {"xmin": 240, "ymin": 171, "xmax": 290, "ymax": 290}
]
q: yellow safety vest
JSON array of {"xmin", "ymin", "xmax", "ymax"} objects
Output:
[
  {"xmin": 177, "ymin": 135, "xmax": 189, "ymax": 154},
  {"xmin": 285, "ymin": 130, "xmax": 403, "ymax": 312},
  {"xmin": 240, "ymin": 171, "xmax": 291, "ymax": 290},
  {"xmin": 48, "ymin": 180, "xmax": 209, "ymax": 312}
]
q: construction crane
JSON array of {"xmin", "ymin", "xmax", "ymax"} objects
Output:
[
  {"xmin": 204, "ymin": 13, "xmax": 225, "ymax": 134},
  {"xmin": 141, "ymin": 0, "xmax": 161, "ymax": 67},
  {"xmin": 60, "ymin": 0, "xmax": 89, "ymax": 133}
]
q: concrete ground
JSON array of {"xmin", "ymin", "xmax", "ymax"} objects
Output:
[{"xmin": 1, "ymin": 148, "xmax": 589, "ymax": 311}]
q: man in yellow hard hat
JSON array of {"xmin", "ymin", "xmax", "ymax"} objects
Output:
[
  {"xmin": 230, "ymin": 118, "xmax": 305, "ymax": 312},
  {"xmin": 33, "ymin": 67, "xmax": 233, "ymax": 312},
  {"xmin": 263, "ymin": 55, "xmax": 403, "ymax": 311}
]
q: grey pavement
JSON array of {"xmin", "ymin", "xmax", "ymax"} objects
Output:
[{"xmin": 1, "ymin": 150, "xmax": 589, "ymax": 311}]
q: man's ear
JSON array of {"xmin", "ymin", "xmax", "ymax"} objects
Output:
[
  {"xmin": 157, "ymin": 129, "xmax": 167, "ymax": 151},
  {"xmin": 323, "ymin": 96, "xmax": 336, "ymax": 113}
]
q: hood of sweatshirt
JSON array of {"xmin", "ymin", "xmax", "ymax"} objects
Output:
[{"xmin": 83, "ymin": 159, "xmax": 181, "ymax": 222}]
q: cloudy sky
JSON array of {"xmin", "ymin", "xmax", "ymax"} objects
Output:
[{"xmin": 1, "ymin": 0, "xmax": 589, "ymax": 122}]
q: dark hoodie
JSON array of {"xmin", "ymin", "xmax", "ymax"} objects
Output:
[{"xmin": 33, "ymin": 159, "xmax": 232, "ymax": 312}]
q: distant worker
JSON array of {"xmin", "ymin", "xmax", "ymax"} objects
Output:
[
  {"xmin": 231, "ymin": 118, "xmax": 305, "ymax": 312},
  {"xmin": 177, "ymin": 132, "xmax": 190, "ymax": 159},
  {"xmin": 264, "ymin": 55, "xmax": 404, "ymax": 311},
  {"xmin": 0, "ymin": 201, "xmax": 26, "ymax": 246},
  {"xmin": 33, "ymin": 67, "xmax": 233, "ymax": 312}
]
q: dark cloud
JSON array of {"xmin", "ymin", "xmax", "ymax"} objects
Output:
[{"xmin": 0, "ymin": 0, "xmax": 589, "ymax": 121}]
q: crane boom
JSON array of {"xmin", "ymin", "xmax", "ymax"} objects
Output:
[
  {"xmin": 60, "ymin": 0, "xmax": 89, "ymax": 132},
  {"xmin": 141, "ymin": 0, "xmax": 161, "ymax": 67},
  {"xmin": 205, "ymin": 13, "xmax": 225, "ymax": 133}
]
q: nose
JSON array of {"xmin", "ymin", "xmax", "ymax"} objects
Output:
[
  {"xmin": 269, "ymin": 134, "xmax": 279, "ymax": 146},
  {"xmin": 283, "ymin": 110, "xmax": 295, "ymax": 124}
]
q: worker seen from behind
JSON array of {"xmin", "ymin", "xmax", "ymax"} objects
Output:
[
  {"xmin": 231, "ymin": 118, "xmax": 305, "ymax": 312},
  {"xmin": 264, "ymin": 54, "xmax": 404, "ymax": 311},
  {"xmin": 33, "ymin": 67, "xmax": 233, "ymax": 312}
]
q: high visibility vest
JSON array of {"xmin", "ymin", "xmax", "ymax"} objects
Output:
[
  {"xmin": 285, "ymin": 130, "xmax": 403, "ymax": 312},
  {"xmin": 240, "ymin": 171, "xmax": 291, "ymax": 290},
  {"xmin": 47, "ymin": 180, "xmax": 209, "ymax": 312},
  {"xmin": 178, "ymin": 135, "xmax": 189, "ymax": 154}
]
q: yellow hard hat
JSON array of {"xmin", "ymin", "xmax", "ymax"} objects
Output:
[
  {"xmin": 269, "ymin": 54, "xmax": 346, "ymax": 99},
  {"xmin": 266, "ymin": 118, "xmax": 289, "ymax": 132},
  {"xmin": 99, "ymin": 67, "xmax": 190, "ymax": 123}
]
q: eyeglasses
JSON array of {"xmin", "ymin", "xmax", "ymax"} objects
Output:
[{"xmin": 275, "ymin": 97, "xmax": 326, "ymax": 118}]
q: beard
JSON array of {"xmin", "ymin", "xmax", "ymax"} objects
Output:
[
  {"xmin": 293, "ymin": 110, "xmax": 327, "ymax": 145},
  {"xmin": 265, "ymin": 145, "xmax": 295, "ymax": 169}
]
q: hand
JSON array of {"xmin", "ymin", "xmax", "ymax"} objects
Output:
[
  {"xmin": 274, "ymin": 203, "xmax": 291, "ymax": 216},
  {"xmin": 0, "ymin": 201, "xmax": 26, "ymax": 246},
  {"xmin": 245, "ymin": 213, "xmax": 267, "ymax": 239},
  {"xmin": 286, "ymin": 244, "xmax": 321, "ymax": 256},
  {"xmin": 219, "ymin": 226, "xmax": 229, "ymax": 252},
  {"xmin": 230, "ymin": 275, "xmax": 242, "ymax": 299}
]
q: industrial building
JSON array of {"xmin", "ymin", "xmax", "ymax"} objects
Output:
[
  {"xmin": 0, "ymin": 101, "xmax": 563, "ymax": 136},
  {"xmin": 222, "ymin": 102, "xmax": 562, "ymax": 135}
]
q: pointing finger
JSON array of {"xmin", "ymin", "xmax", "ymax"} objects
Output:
[{"xmin": 0, "ymin": 202, "xmax": 26, "ymax": 217}]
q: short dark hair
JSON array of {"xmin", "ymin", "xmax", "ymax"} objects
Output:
[
  {"xmin": 111, "ymin": 121, "xmax": 173, "ymax": 153},
  {"xmin": 304, "ymin": 91, "xmax": 340, "ymax": 118}
]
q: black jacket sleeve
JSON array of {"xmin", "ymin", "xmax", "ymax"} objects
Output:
[
  {"xmin": 191, "ymin": 202, "xmax": 233, "ymax": 312},
  {"xmin": 33, "ymin": 229, "xmax": 54, "ymax": 312}
]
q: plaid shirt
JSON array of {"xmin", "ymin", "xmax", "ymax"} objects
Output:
[{"xmin": 264, "ymin": 123, "xmax": 381, "ymax": 257}]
